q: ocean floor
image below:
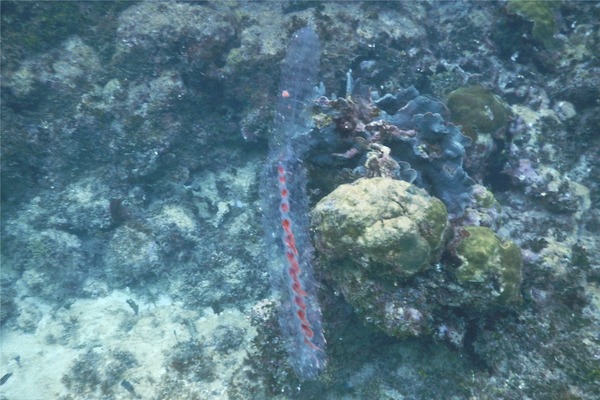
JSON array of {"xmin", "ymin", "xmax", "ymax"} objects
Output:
[{"xmin": 1, "ymin": 289, "xmax": 255, "ymax": 399}]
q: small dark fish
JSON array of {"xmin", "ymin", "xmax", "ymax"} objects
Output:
[
  {"xmin": 126, "ymin": 299, "xmax": 139, "ymax": 315},
  {"xmin": 0, "ymin": 372, "xmax": 13, "ymax": 385},
  {"xmin": 121, "ymin": 379, "xmax": 135, "ymax": 394}
]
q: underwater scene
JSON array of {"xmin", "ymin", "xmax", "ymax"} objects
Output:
[{"xmin": 1, "ymin": 1, "xmax": 599, "ymax": 399}]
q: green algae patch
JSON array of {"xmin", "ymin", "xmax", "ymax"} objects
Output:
[
  {"xmin": 455, "ymin": 226, "xmax": 523, "ymax": 307},
  {"xmin": 446, "ymin": 85, "xmax": 510, "ymax": 142},
  {"xmin": 312, "ymin": 177, "xmax": 448, "ymax": 279}
]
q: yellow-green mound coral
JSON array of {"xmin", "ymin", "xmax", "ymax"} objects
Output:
[
  {"xmin": 312, "ymin": 177, "xmax": 448, "ymax": 279},
  {"xmin": 311, "ymin": 177, "xmax": 449, "ymax": 338},
  {"xmin": 454, "ymin": 226, "xmax": 523, "ymax": 307},
  {"xmin": 446, "ymin": 85, "xmax": 510, "ymax": 142}
]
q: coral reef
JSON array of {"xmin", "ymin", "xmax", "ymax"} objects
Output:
[
  {"xmin": 104, "ymin": 226, "xmax": 163, "ymax": 287},
  {"xmin": 61, "ymin": 349, "xmax": 139, "ymax": 397},
  {"xmin": 312, "ymin": 178, "xmax": 444, "ymax": 338},
  {"xmin": 311, "ymin": 177, "xmax": 523, "ymax": 340},
  {"xmin": 445, "ymin": 85, "xmax": 511, "ymax": 142},
  {"xmin": 169, "ymin": 340, "xmax": 216, "ymax": 382},
  {"xmin": 312, "ymin": 177, "xmax": 448, "ymax": 279},
  {"xmin": 3, "ymin": 202, "xmax": 89, "ymax": 302},
  {"xmin": 0, "ymin": 275, "xmax": 17, "ymax": 326},
  {"xmin": 452, "ymin": 226, "xmax": 523, "ymax": 308},
  {"xmin": 114, "ymin": 2, "xmax": 236, "ymax": 76},
  {"xmin": 1, "ymin": 1, "xmax": 599, "ymax": 399},
  {"xmin": 309, "ymin": 85, "xmax": 474, "ymax": 215},
  {"xmin": 459, "ymin": 184, "xmax": 503, "ymax": 230},
  {"xmin": 506, "ymin": 0, "xmax": 558, "ymax": 49}
]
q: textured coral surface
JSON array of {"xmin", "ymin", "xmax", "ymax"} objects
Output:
[{"xmin": 312, "ymin": 177, "xmax": 447, "ymax": 278}]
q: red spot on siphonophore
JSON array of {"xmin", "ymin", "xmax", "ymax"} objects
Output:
[
  {"xmin": 288, "ymin": 262, "xmax": 299, "ymax": 277},
  {"xmin": 288, "ymin": 267, "xmax": 300, "ymax": 281},
  {"xmin": 284, "ymin": 231, "xmax": 294, "ymax": 245},
  {"xmin": 301, "ymin": 324, "xmax": 314, "ymax": 338},
  {"xmin": 297, "ymin": 309, "xmax": 306, "ymax": 321},
  {"xmin": 285, "ymin": 234, "xmax": 297, "ymax": 252},
  {"xmin": 289, "ymin": 264, "xmax": 300, "ymax": 278},
  {"xmin": 289, "ymin": 257, "xmax": 300, "ymax": 271},
  {"xmin": 294, "ymin": 296, "xmax": 306, "ymax": 310},
  {"xmin": 286, "ymin": 248, "xmax": 297, "ymax": 261},
  {"xmin": 276, "ymin": 159, "xmax": 325, "ymax": 367},
  {"xmin": 286, "ymin": 251, "xmax": 296, "ymax": 264},
  {"xmin": 292, "ymin": 281, "xmax": 308, "ymax": 296},
  {"xmin": 288, "ymin": 257, "xmax": 300, "ymax": 271},
  {"xmin": 281, "ymin": 89, "xmax": 291, "ymax": 98}
]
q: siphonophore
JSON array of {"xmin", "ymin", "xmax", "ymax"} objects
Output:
[{"xmin": 259, "ymin": 28, "xmax": 326, "ymax": 380}]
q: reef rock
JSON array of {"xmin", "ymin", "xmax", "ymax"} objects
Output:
[
  {"xmin": 453, "ymin": 226, "xmax": 523, "ymax": 308},
  {"xmin": 312, "ymin": 177, "xmax": 448, "ymax": 278},
  {"xmin": 311, "ymin": 177, "xmax": 448, "ymax": 337}
]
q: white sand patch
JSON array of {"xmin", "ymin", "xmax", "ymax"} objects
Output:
[
  {"xmin": 0, "ymin": 291, "xmax": 256, "ymax": 399},
  {"xmin": 0, "ymin": 329, "xmax": 77, "ymax": 399}
]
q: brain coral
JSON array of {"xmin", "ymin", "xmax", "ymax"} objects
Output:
[{"xmin": 312, "ymin": 177, "xmax": 448, "ymax": 279}]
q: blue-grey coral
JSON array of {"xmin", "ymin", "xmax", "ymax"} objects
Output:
[
  {"xmin": 377, "ymin": 87, "xmax": 474, "ymax": 215},
  {"xmin": 309, "ymin": 86, "xmax": 473, "ymax": 215}
]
